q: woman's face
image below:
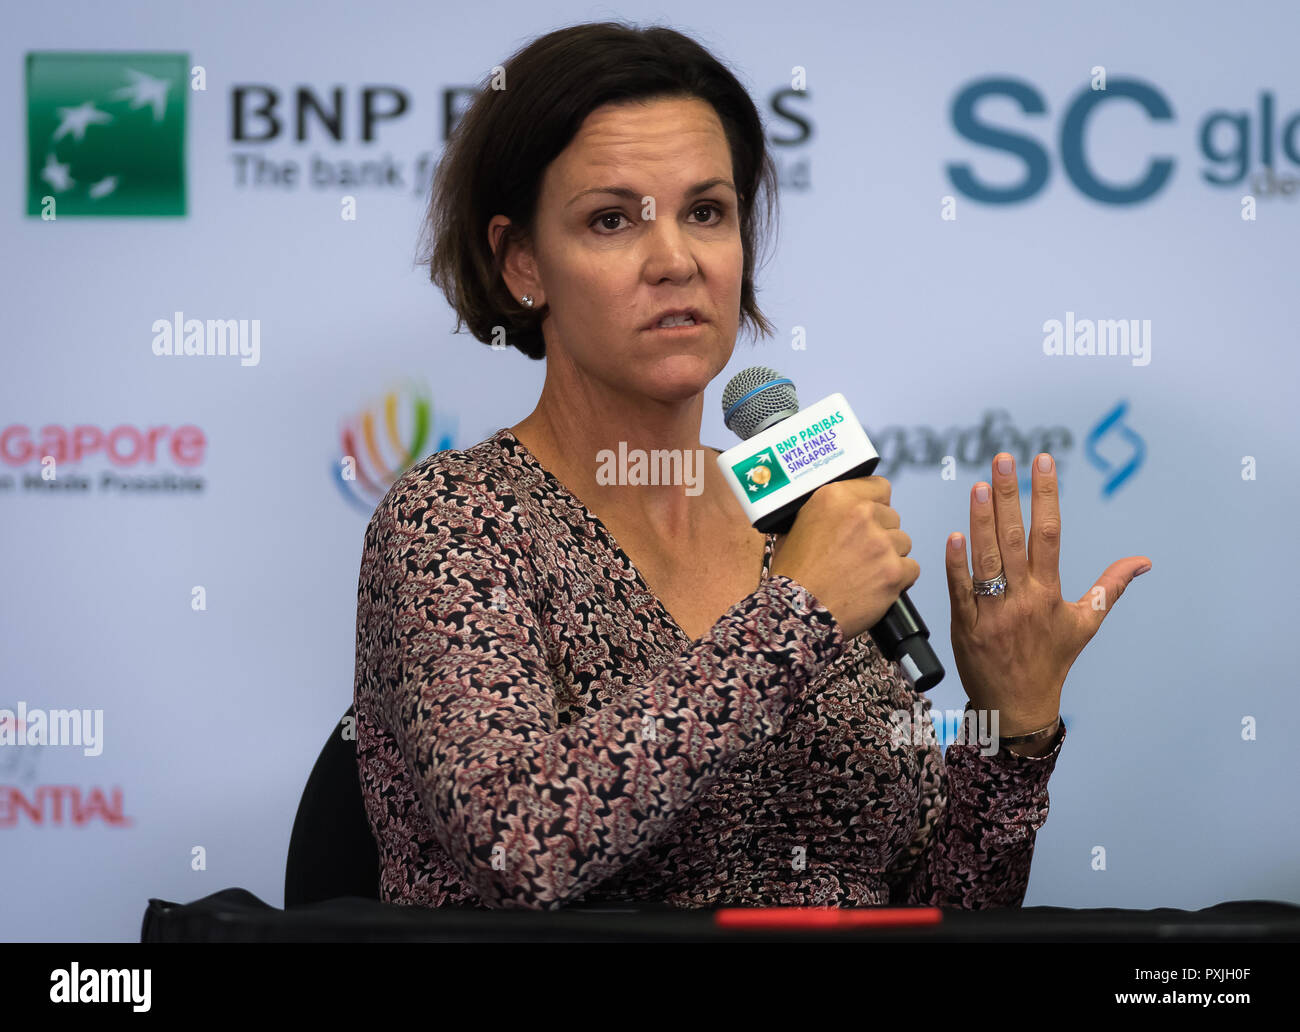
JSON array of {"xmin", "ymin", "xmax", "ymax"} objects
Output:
[{"xmin": 505, "ymin": 95, "xmax": 744, "ymax": 406}]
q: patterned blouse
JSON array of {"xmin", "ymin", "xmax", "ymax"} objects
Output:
[{"xmin": 353, "ymin": 427, "xmax": 1065, "ymax": 909}]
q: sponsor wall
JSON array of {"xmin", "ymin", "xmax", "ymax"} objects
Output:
[{"xmin": 2, "ymin": 0, "xmax": 1297, "ymax": 941}]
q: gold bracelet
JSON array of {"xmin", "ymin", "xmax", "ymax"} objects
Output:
[{"xmin": 1000, "ymin": 717, "xmax": 1061, "ymax": 745}]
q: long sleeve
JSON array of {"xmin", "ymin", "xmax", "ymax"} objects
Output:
[
  {"xmin": 883, "ymin": 688, "xmax": 1065, "ymax": 908},
  {"xmin": 356, "ymin": 471, "xmax": 847, "ymax": 910}
]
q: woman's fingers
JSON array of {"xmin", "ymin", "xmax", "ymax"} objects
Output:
[
  {"xmin": 1077, "ymin": 556, "xmax": 1153, "ymax": 636},
  {"xmin": 968, "ymin": 478, "xmax": 1003, "ymax": 585},
  {"xmin": 945, "ymin": 531, "xmax": 977, "ymax": 629},
  {"xmin": 1029, "ymin": 452, "xmax": 1062, "ymax": 592},
  {"xmin": 990, "ymin": 453, "xmax": 1029, "ymax": 585}
]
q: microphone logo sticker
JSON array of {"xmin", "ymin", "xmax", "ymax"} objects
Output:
[{"xmin": 732, "ymin": 449, "xmax": 790, "ymax": 501}]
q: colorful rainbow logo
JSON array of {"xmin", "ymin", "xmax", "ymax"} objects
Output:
[{"xmin": 334, "ymin": 380, "xmax": 455, "ymax": 514}]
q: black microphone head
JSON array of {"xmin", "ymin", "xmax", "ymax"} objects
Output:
[{"xmin": 721, "ymin": 366, "xmax": 800, "ymax": 439}]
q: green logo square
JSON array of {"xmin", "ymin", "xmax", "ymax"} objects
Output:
[
  {"xmin": 731, "ymin": 448, "xmax": 790, "ymax": 501},
  {"xmin": 26, "ymin": 52, "xmax": 187, "ymax": 217}
]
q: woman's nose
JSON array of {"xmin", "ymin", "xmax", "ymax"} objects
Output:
[{"xmin": 644, "ymin": 220, "xmax": 697, "ymax": 280}]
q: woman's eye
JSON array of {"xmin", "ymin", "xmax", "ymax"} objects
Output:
[
  {"xmin": 692, "ymin": 203, "xmax": 724, "ymax": 225},
  {"xmin": 592, "ymin": 211, "xmax": 630, "ymax": 232},
  {"xmin": 590, "ymin": 203, "xmax": 726, "ymax": 234}
]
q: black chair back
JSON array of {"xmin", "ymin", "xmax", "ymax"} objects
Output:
[{"xmin": 284, "ymin": 705, "xmax": 381, "ymax": 906}]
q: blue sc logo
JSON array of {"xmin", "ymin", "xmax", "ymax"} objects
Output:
[
  {"xmin": 1085, "ymin": 401, "xmax": 1145, "ymax": 497},
  {"xmin": 947, "ymin": 76, "xmax": 1300, "ymax": 204}
]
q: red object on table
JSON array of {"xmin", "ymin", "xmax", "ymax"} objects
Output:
[{"xmin": 715, "ymin": 907, "xmax": 943, "ymax": 930}]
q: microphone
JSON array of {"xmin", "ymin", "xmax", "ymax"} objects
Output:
[{"xmin": 717, "ymin": 366, "xmax": 945, "ymax": 692}]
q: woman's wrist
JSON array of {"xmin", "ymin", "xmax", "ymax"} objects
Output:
[{"xmin": 1002, "ymin": 716, "xmax": 1062, "ymax": 757}]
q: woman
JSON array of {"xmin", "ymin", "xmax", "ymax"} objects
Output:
[{"xmin": 353, "ymin": 21, "xmax": 1151, "ymax": 909}]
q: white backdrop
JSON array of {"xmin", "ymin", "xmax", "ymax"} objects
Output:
[{"xmin": 2, "ymin": 0, "xmax": 1297, "ymax": 942}]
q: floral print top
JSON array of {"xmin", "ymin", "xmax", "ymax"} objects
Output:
[{"xmin": 353, "ymin": 428, "xmax": 1065, "ymax": 909}]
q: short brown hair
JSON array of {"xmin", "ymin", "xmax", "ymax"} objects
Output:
[{"xmin": 419, "ymin": 21, "xmax": 779, "ymax": 360}]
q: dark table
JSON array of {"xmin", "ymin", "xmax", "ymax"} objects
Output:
[{"xmin": 141, "ymin": 888, "xmax": 1300, "ymax": 943}]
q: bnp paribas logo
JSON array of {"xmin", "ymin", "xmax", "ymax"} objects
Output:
[
  {"xmin": 731, "ymin": 448, "xmax": 790, "ymax": 501},
  {"xmin": 26, "ymin": 52, "xmax": 187, "ymax": 217}
]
